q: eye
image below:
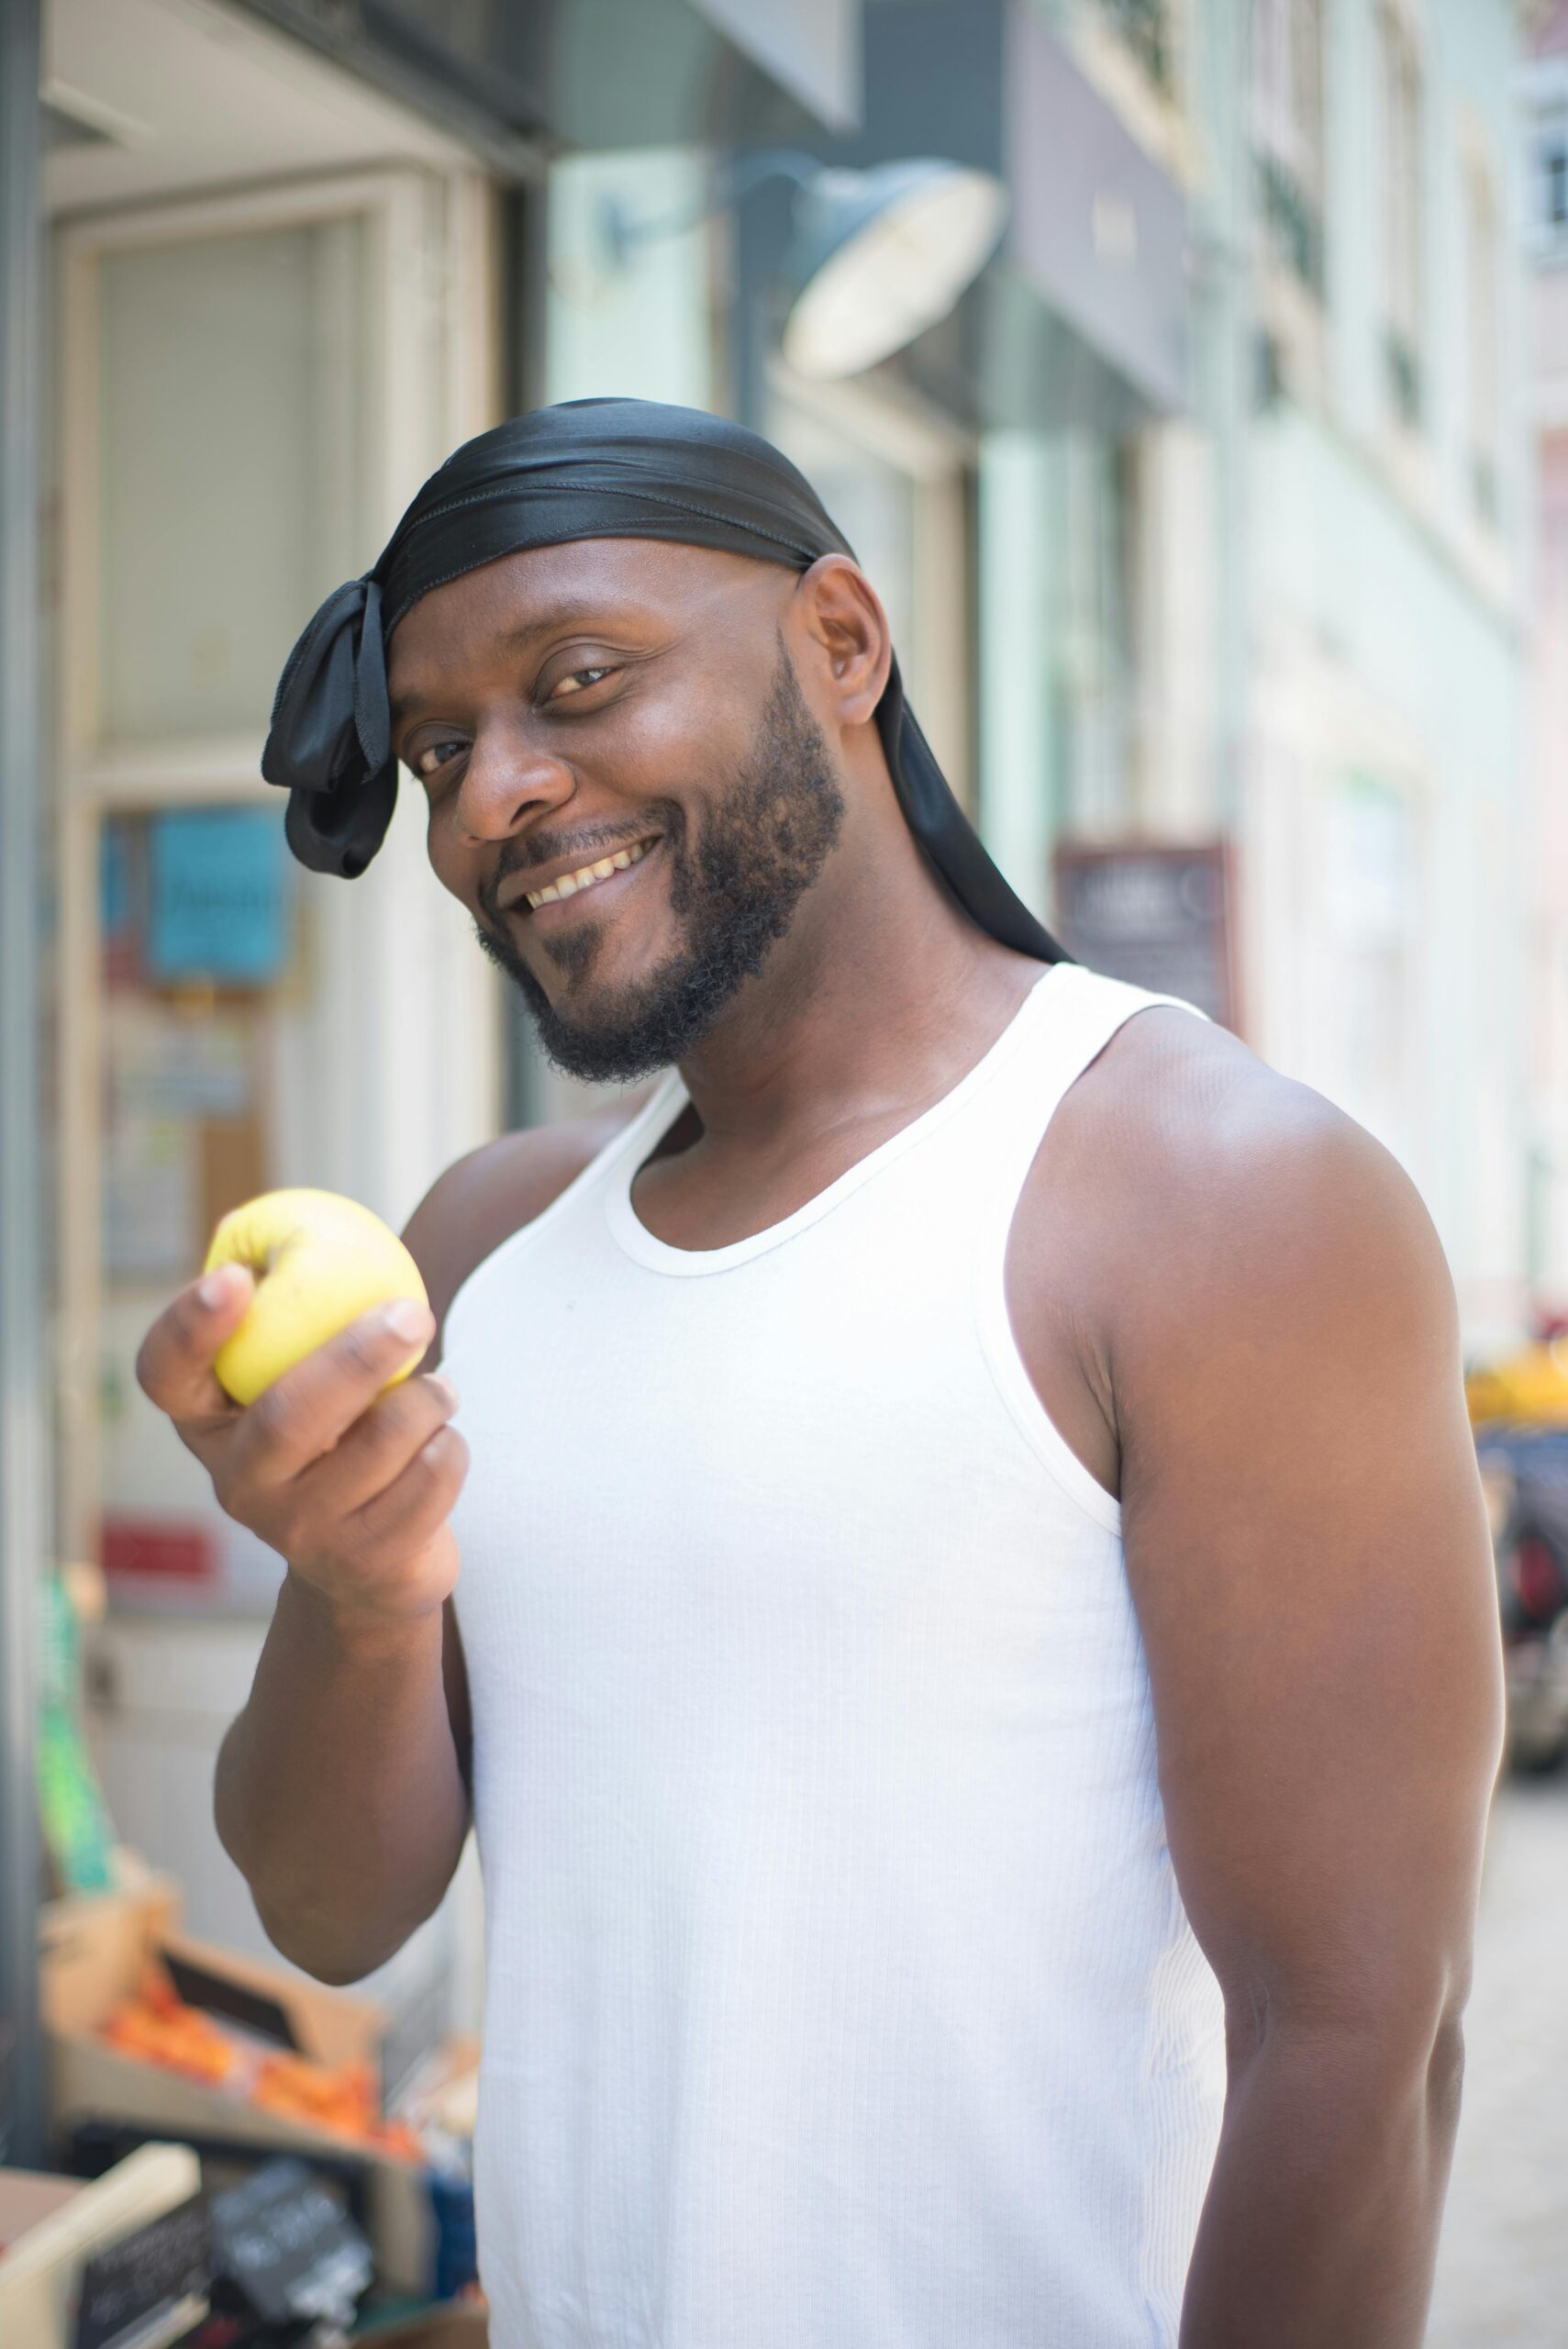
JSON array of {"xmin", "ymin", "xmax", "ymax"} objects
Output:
[
  {"xmin": 410, "ymin": 738, "xmax": 467, "ymax": 780},
  {"xmin": 548, "ymin": 664, "xmax": 617, "ymax": 702}
]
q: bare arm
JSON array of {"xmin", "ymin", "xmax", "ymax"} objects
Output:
[
  {"xmin": 1108, "ymin": 1069, "xmax": 1502, "ymax": 2344},
  {"xmin": 139, "ymin": 1116, "xmax": 628, "ymax": 1984}
]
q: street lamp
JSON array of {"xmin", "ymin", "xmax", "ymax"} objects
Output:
[{"xmin": 604, "ymin": 149, "xmax": 1009, "ymax": 381}]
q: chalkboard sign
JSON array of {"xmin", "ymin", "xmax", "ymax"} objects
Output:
[
  {"xmin": 210, "ymin": 2158, "xmax": 373, "ymax": 2326},
  {"xmin": 161, "ymin": 1948, "xmax": 300, "ymax": 2051},
  {"xmin": 73, "ymin": 2192, "xmax": 211, "ymax": 2349},
  {"xmin": 1052, "ymin": 841, "xmax": 1240, "ymax": 1030}
]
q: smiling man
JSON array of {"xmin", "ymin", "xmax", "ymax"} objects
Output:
[{"xmin": 137, "ymin": 401, "xmax": 1502, "ymax": 2348}]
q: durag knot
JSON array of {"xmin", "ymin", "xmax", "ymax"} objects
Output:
[{"xmin": 263, "ymin": 575, "xmax": 395, "ymax": 878}]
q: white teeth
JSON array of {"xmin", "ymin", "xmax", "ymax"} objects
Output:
[{"xmin": 524, "ymin": 838, "xmax": 655, "ymax": 911}]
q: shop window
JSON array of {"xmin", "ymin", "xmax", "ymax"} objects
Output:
[
  {"xmin": 1464, "ymin": 142, "xmax": 1501, "ymax": 529},
  {"xmin": 1253, "ymin": 0, "xmax": 1326, "ymax": 295},
  {"xmin": 1318, "ymin": 772, "xmax": 1419, "ymax": 1164},
  {"xmin": 57, "ymin": 169, "xmax": 504, "ymax": 1592},
  {"xmin": 98, "ymin": 808, "xmax": 295, "ymax": 1289},
  {"xmin": 1058, "ymin": 431, "xmax": 1139, "ymax": 839},
  {"xmin": 93, "ymin": 217, "xmax": 370, "ymax": 751},
  {"xmin": 1091, "ymin": 0, "xmax": 1173, "ymax": 95},
  {"xmin": 1537, "ymin": 114, "xmax": 1568, "ymax": 256},
  {"xmin": 1378, "ymin": 7, "xmax": 1424, "ymax": 433}
]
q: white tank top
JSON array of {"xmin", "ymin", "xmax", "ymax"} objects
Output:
[{"xmin": 444, "ymin": 964, "xmax": 1226, "ymax": 2349}]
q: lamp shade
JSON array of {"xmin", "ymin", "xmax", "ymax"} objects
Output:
[{"xmin": 779, "ymin": 159, "xmax": 1009, "ymax": 380}]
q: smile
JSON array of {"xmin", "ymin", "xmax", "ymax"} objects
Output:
[{"xmin": 524, "ymin": 838, "xmax": 656, "ymax": 911}]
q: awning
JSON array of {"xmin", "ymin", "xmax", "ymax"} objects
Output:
[{"xmin": 234, "ymin": 0, "xmax": 864, "ymax": 161}]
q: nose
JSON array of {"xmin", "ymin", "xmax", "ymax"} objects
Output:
[{"xmin": 451, "ymin": 718, "xmax": 574, "ymax": 845}]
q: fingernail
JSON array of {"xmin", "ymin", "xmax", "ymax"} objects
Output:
[
  {"xmin": 197, "ymin": 1268, "xmax": 238, "ymax": 1310},
  {"xmin": 429, "ymin": 1375, "xmax": 461, "ymax": 1411},
  {"xmin": 384, "ymin": 1298, "xmax": 430, "ymax": 1344}
]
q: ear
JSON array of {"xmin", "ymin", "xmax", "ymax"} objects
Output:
[{"xmin": 790, "ymin": 555, "xmax": 893, "ymax": 729}]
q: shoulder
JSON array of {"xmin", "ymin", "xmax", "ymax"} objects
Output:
[
  {"xmin": 403, "ymin": 1095, "xmax": 646, "ymax": 1345},
  {"xmin": 1033, "ymin": 999, "xmax": 1456, "ymax": 1398}
]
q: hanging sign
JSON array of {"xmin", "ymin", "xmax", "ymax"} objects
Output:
[{"xmin": 1052, "ymin": 839, "xmax": 1240, "ymax": 1030}]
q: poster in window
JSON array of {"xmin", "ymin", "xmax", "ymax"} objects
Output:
[{"xmin": 149, "ymin": 806, "xmax": 291, "ymax": 987}]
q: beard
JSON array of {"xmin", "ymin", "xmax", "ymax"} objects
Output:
[{"xmin": 474, "ymin": 646, "xmax": 846, "ymax": 1085}]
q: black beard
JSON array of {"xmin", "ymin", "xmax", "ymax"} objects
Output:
[{"xmin": 474, "ymin": 648, "xmax": 846, "ymax": 1085}]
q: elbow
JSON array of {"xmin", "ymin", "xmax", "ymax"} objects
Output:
[
  {"xmin": 249, "ymin": 1891, "xmax": 406, "ymax": 1987},
  {"xmin": 1227, "ymin": 1955, "xmax": 1473, "ymax": 2110},
  {"xmin": 1424, "ymin": 2002, "xmax": 1467, "ymax": 2143}
]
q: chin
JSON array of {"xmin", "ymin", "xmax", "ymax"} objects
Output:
[{"xmin": 531, "ymin": 935, "xmax": 671, "ymax": 1020}]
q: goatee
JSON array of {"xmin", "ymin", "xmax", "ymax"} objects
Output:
[{"xmin": 475, "ymin": 647, "xmax": 845, "ymax": 1085}]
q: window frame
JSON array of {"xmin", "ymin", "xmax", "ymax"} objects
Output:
[{"xmin": 1376, "ymin": 1, "xmax": 1426, "ymax": 436}]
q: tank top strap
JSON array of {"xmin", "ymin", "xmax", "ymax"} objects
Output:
[
  {"xmin": 950, "ymin": 964, "xmax": 1208, "ymax": 1531},
  {"xmin": 962, "ymin": 963, "xmax": 1208, "ymax": 1217}
]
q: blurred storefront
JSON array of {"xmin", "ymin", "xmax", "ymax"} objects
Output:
[{"xmin": 9, "ymin": 0, "xmax": 874, "ymax": 2139}]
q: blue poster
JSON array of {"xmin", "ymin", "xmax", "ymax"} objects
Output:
[
  {"xmin": 99, "ymin": 821, "xmax": 131, "ymax": 937},
  {"xmin": 149, "ymin": 807, "xmax": 290, "ymax": 986}
]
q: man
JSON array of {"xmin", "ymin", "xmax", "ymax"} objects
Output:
[{"xmin": 138, "ymin": 401, "xmax": 1501, "ymax": 2347}]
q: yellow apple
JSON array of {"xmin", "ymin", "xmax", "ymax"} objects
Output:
[{"xmin": 204, "ymin": 1186, "xmax": 429, "ymax": 1408}]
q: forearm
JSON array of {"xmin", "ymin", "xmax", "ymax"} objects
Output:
[
  {"xmin": 216, "ymin": 1572, "xmax": 470, "ymax": 1983},
  {"xmin": 1180, "ymin": 2010, "xmax": 1464, "ymax": 2349}
]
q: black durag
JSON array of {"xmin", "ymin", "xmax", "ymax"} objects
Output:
[{"xmin": 261, "ymin": 397, "xmax": 1067, "ymax": 964}]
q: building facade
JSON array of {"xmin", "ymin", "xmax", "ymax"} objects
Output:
[{"xmin": 9, "ymin": 0, "xmax": 879, "ymax": 2110}]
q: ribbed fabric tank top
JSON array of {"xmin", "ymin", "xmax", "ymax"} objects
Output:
[{"xmin": 443, "ymin": 964, "xmax": 1226, "ymax": 2349}]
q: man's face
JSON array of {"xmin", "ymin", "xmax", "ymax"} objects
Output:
[{"xmin": 386, "ymin": 539, "xmax": 847, "ymax": 1081}]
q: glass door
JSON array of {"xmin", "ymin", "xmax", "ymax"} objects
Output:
[
  {"xmin": 767, "ymin": 370, "xmax": 975, "ymax": 807},
  {"xmin": 53, "ymin": 168, "xmax": 498, "ymax": 2028}
]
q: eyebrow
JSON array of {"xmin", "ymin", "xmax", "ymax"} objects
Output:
[{"xmin": 387, "ymin": 600, "xmax": 646, "ymax": 726}]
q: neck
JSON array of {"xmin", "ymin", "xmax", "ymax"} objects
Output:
[{"xmin": 673, "ymin": 805, "xmax": 1040, "ymax": 1155}]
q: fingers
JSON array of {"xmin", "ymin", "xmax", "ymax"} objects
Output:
[
  {"xmin": 287, "ymin": 1375, "xmax": 462, "ymax": 1523},
  {"xmin": 222, "ymin": 1297, "xmax": 437, "ymax": 1490},
  {"xmin": 344, "ymin": 1423, "xmax": 471, "ymax": 1570},
  {"xmin": 136, "ymin": 1265, "xmax": 255, "ymax": 1432}
]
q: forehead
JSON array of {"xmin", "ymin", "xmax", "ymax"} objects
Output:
[{"xmin": 386, "ymin": 535, "xmax": 791, "ymax": 676}]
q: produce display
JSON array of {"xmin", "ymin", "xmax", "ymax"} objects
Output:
[
  {"xmin": 100, "ymin": 1965, "xmax": 423, "ymax": 2160},
  {"xmin": 204, "ymin": 1186, "xmax": 429, "ymax": 1406},
  {"xmin": 1466, "ymin": 1335, "xmax": 1568, "ymax": 1429}
]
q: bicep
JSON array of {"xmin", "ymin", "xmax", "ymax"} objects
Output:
[{"xmin": 1118, "ymin": 1114, "xmax": 1502, "ymax": 2029}]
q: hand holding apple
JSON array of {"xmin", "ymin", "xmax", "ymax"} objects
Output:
[
  {"xmin": 135, "ymin": 1188, "xmax": 467, "ymax": 1626},
  {"xmin": 204, "ymin": 1186, "xmax": 430, "ymax": 1407}
]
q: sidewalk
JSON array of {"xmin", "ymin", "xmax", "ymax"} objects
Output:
[{"xmin": 1426, "ymin": 1774, "xmax": 1568, "ymax": 2345}]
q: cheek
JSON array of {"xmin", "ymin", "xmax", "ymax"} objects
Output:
[
  {"xmin": 424, "ymin": 805, "xmax": 484, "ymax": 906},
  {"xmin": 599, "ymin": 676, "xmax": 752, "ymax": 785}
]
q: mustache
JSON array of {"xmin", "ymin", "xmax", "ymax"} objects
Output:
[{"xmin": 480, "ymin": 808, "xmax": 680, "ymax": 923}]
